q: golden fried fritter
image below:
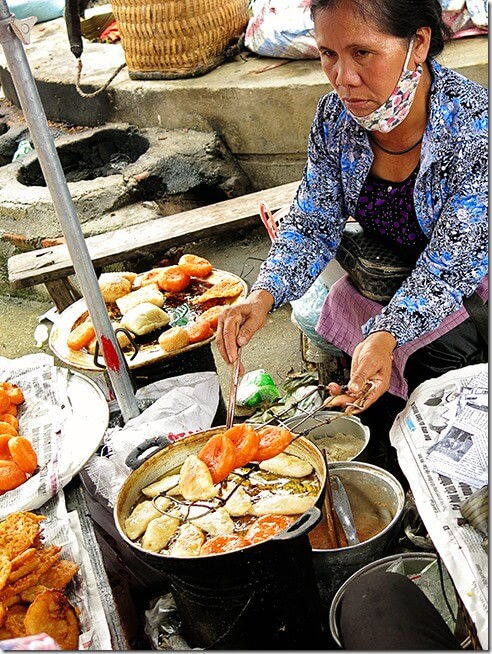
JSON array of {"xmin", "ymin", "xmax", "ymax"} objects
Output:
[
  {"xmin": 4, "ymin": 602, "xmax": 28, "ymax": 638},
  {"xmin": 38, "ymin": 560, "xmax": 79, "ymax": 591},
  {"xmin": 25, "ymin": 589, "xmax": 80, "ymax": 651},
  {"xmin": 0, "ymin": 554, "xmax": 11, "ymax": 592},
  {"xmin": 0, "ymin": 512, "xmax": 45, "ymax": 559}
]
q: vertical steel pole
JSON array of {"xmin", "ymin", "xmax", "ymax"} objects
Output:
[{"xmin": 0, "ymin": 1, "xmax": 140, "ymax": 421}]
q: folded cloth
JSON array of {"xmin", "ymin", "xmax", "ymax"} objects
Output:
[{"xmin": 316, "ymin": 273, "xmax": 488, "ymax": 399}]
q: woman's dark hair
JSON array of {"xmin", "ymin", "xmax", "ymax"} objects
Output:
[{"xmin": 310, "ymin": 0, "xmax": 452, "ymax": 59}]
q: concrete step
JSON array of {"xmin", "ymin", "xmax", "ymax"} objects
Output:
[{"xmin": 0, "ymin": 7, "xmax": 487, "ymax": 190}]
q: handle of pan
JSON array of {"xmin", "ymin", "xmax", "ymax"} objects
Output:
[
  {"xmin": 125, "ymin": 434, "xmax": 171, "ymax": 470},
  {"xmin": 272, "ymin": 506, "xmax": 321, "ymax": 542}
]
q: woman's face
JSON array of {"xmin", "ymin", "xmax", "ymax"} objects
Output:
[{"xmin": 314, "ymin": 2, "xmax": 413, "ymax": 117}]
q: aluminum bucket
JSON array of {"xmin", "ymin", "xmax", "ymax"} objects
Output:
[
  {"xmin": 329, "ymin": 552, "xmax": 470, "ymax": 648},
  {"xmin": 310, "ymin": 461, "xmax": 405, "ymax": 608},
  {"xmin": 285, "ymin": 411, "xmax": 370, "ymax": 462}
]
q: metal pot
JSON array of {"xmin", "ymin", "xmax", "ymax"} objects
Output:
[
  {"xmin": 310, "ymin": 461, "xmax": 405, "ymax": 608},
  {"xmin": 285, "ymin": 410, "xmax": 370, "ymax": 462},
  {"xmin": 114, "ymin": 426, "xmax": 327, "ymax": 649},
  {"xmin": 329, "ymin": 552, "xmax": 470, "ymax": 648}
]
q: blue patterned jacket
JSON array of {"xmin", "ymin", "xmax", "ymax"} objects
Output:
[{"xmin": 252, "ymin": 59, "xmax": 488, "ymax": 347}]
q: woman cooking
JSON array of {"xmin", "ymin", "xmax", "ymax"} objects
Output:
[{"xmin": 216, "ymin": 0, "xmax": 488, "ymax": 474}]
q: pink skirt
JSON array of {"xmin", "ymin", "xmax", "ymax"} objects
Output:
[{"xmin": 316, "ymin": 274, "xmax": 488, "ymax": 399}]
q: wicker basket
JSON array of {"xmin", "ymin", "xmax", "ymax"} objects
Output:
[{"xmin": 111, "ymin": 0, "xmax": 250, "ymax": 79}]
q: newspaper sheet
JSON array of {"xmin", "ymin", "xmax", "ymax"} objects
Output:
[
  {"xmin": 35, "ymin": 489, "xmax": 113, "ymax": 650},
  {"xmin": 0, "ymin": 353, "xmax": 108, "ymax": 518},
  {"xmin": 390, "ymin": 363, "xmax": 488, "ymax": 649}
]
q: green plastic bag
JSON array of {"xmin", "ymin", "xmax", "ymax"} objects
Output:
[{"xmin": 236, "ymin": 369, "xmax": 280, "ymax": 408}]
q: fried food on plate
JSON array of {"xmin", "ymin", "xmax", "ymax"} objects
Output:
[
  {"xmin": 98, "ymin": 272, "xmax": 132, "ymax": 303},
  {"xmin": 0, "ymin": 512, "xmax": 44, "ymax": 559},
  {"xmin": 157, "ymin": 266, "xmax": 191, "ymax": 293},
  {"xmin": 0, "ymin": 512, "xmax": 80, "ymax": 648},
  {"xmin": 120, "ymin": 302, "xmax": 170, "ymax": 336},
  {"xmin": 158, "ymin": 326, "xmax": 190, "ymax": 352},
  {"xmin": 67, "ymin": 320, "xmax": 95, "ymax": 351},
  {"xmin": 178, "ymin": 254, "xmax": 213, "ymax": 278},
  {"xmin": 197, "ymin": 304, "xmax": 225, "ymax": 329},
  {"xmin": 185, "ymin": 320, "xmax": 214, "ymax": 344},
  {"xmin": 115, "ymin": 284, "xmax": 165, "ymax": 315},
  {"xmin": 192, "ymin": 278, "xmax": 243, "ymax": 305},
  {"xmin": 24, "ymin": 589, "xmax": 80, "ymax": 651}
]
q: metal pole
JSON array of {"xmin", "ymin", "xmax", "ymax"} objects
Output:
[{"xmin": 0, "ymin": 1, "xmax": 140, "ymax": 422}]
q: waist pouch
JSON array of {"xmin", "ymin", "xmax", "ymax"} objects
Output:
[
  {"xmin": 335, "ymin": 222, "xmax": 411, "ymax": 303},
  {"xmin": 335, "ymin": 222, "xmax": 488, "ymax": 344}
]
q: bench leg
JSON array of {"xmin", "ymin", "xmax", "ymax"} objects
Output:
[{"xmin": 45, "ymin": 278, "xmax": 82, "ymax": 312}]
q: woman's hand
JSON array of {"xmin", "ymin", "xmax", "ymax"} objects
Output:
[
  {"xmin": 216, "ymin": 289, "xmax": 274, "ymax": 370},
  {"xmin": 327, "ymin": 331, "xmax": 397, "ymax": 413}
]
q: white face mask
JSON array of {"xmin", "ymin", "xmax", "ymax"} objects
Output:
[{"xmin": 346, "ymin": 38, "xmax": 423, "ymax": 133}]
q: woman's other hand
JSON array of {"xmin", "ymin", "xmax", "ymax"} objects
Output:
[
  {"xmin": 328, "ymin": 331, "xmax": 397, "ymax": 412},
  {"xmin": 216, "ymin": 289, "xmax": 274, "ymax": 369}
]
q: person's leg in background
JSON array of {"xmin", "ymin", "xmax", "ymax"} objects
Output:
[{"xmin": 336, "ymin": 570, "xmax": 462, "ymax": 650}]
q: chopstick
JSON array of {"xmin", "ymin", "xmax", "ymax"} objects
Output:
[
  {"xmin": 322, "ymin": 451, "xmax": 340, "ymax": 549},
  {"xmin": 225, "ymin": 347, "xmax": 242, "ymax": 429}
]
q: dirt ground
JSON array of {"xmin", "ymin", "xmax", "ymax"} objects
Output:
[{"xmin": 0, "ymin": 224, "xmax": 306, "ymax": 398}]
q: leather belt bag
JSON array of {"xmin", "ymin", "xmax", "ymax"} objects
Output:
[{"xmin": 335, "ymin": 222, "xmax": 412, "ymax": 303}]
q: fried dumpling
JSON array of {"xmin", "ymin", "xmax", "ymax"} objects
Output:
[{"xmin": 179, "ymin": 455, "xmax": 217, "ymax": 501}]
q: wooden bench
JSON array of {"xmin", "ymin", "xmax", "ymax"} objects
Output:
[{"xmin": 8, "ymin": 181, "xmax": 299, "ymax": 312}]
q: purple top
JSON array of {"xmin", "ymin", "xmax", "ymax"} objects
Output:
[{"xmin": 355, "ymin": 167, "xmax": 427, "ymax": 264}]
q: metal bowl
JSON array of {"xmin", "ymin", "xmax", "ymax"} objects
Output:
[{"xmin": 285, "ymin": 410, "xmax": 370, "ymax": 462}]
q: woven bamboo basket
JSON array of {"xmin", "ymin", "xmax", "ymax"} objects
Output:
[{"xmin": 110, "ymin": 0, "xmax": 250, "ymax": 79}]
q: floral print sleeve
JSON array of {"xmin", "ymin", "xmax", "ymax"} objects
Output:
[
  {"xmin": 251, "ymin": 94, "xmax": 349, "ymax": 308},
  {"xmin": 363, "ymin": 66, "xmax": 488, "ymax": 346},
  {"xmin": 252, "ymin": 59, "xmax": 488, "ymax": 347}
]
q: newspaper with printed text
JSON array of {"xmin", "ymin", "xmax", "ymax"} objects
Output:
[{"xmin": 390, "ymin": 363, "xmax": 488, "ymax": 648}]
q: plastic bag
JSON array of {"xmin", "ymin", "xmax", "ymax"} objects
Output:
[
  {"xmin": 291, "ymin": 277, "xmax": 342, "ymax": 355},
  {"xmin": 245, "ymin": 0, "xmax": 319, "ymax": 59},
  {"xmin": 236, "ymin": 369, "xmax": 280, "ymax": 407}
]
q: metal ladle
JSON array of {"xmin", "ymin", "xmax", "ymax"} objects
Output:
[{"xmin": 330, "ymin": 475, "xmax": 359, "ymax": 546}]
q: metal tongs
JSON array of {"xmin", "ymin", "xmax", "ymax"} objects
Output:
[{"xmin": 226, "ymin": 347, "xmax": 242, "ymax": 429}]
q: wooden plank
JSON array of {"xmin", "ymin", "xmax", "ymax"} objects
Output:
[{"xmin": 8, "ymin": 181, "xmax": 299, "ymax": 289}]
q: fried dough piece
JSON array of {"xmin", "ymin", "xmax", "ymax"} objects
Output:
[
  {"xmin": 124, "ymin": 500, "xmax": 163, "ymax": 541},
  {"xmin": 169, "ymin": 523, "xmax": 205, "ymax": 558},
  {"xmin": 0, "ymin": 600, "xmax": 5, "ymax": 627},
  {"xmin": 141, "ymin": 473, "xmax": 180, "ymax": 499},
  {"xmin": 141, "ymin": 514, "xmax": 180, "ymax": 553},
  {"xmin": 116, "ymin": 284, "xmax": 165, "ymax": 315},
  {"xmin": 0, "ymin": 512, "xmax": 45, "ymax": 560},
  {"xmin": 222, "ymin": 484, "xmax": 253, "ymax": 517},
  {"xmin": 37, "ymin": 559, "xmax": 79, "ymax": 591},
  {"xmin": 251, "ymin": 495, "xmax": 315, "ymax": 516},
  {"xmin": 0, "ymin": 627, "xmax": 12, "ymax": 640},
  {"xmin": 4, "ymin": 603, "xmax": 28, "ymax": 638},
  {"xmin": 0, "ymin": 554, "xmax": 11, "ymax": 592},
  {"xmin": 189, "ymin": 507, "xmax": 235, "ymax": 537},
  {"xmin": 258, "ymin": 453, "xmax": 313, "ymax": 478},
  {"xmin": 24, "ymin": 589, "xmax": 80, "ymax": 651},
  {"xmin": 8, "ymin": 549, "xmax": 39, "ymax": 583},
  {"xmin": 0, "ymin": 546, "xmax": 61, "ymax": 601},
  {"xmin": 20, "ymin": 584, "xmax": 49, "ymax": 603},
  {"xmin": 191, "ymin": 279, "xmax": 243, "ymax": 305},
  {"xmin": 179, "ymin": 455, "xmax": 217, "ymax": 502}
]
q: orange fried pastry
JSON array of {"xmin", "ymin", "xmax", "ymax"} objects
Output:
[
  {"xmin": 178, "ymin": 254, "xmax": 213, "ymax": 278},
  {"xmin": 24, "ymin": 589, "xmax": 80, "ymax": 651},
  {"xmin": 158, "ymin": 326, "xmax": 190, "ymax": 353},
  {"xmin": 192, "ymin": 278, "xmax": 243, "ymax": 305}
]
